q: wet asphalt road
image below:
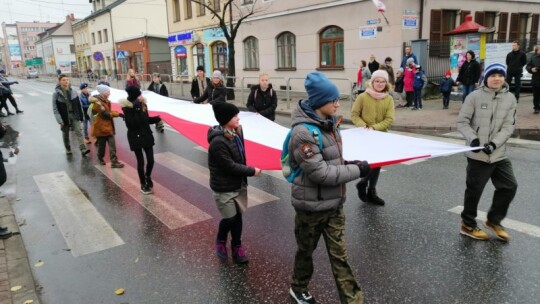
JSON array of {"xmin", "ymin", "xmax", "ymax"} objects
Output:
[{"xmin": 4, "ymin": 79, "xmax": 540, "ymax": 304}]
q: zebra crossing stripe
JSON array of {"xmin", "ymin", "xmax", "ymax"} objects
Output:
[
  {"xmin": 33, "ymin": 171, "xmax": 125, "ymax": 257},
  {"xmin": 154, "ymin": 152, "xmax": 279, "ymax": 208},
  {"xmin": 448, "ymin": 206, "xmax": 540, "ymax": 238},
  {"xmin": 95, "ymin": 163, "xmax": 212, "ymax": 230}
]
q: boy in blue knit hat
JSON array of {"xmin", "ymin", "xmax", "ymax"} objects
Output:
[
  {"xmin": 288, "ymin": 72, "xmax": 370, "ymax": 304},
  {"xmin": 457, "ymin": 63, "xmax": 517, "ymax": 242}
]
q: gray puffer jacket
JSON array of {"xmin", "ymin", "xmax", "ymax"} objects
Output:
[
  {"xmin": 457, "ymin": 83, "xmax": 517, "ymax": 163},
  {"xmin": 289, "ymin": 100, "xmax": 361, "ymax": 212}
]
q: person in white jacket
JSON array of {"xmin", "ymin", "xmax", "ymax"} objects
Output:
[{"xmin": 456, "ymin": 63, "xmax": 518, "ymax": 242}]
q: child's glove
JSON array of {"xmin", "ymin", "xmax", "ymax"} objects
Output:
[
  {"xmin": 482, "ymin": 142, "xmax": 496, "ymax": 155},
  {"xmin": 470, "ymin": 138, "xmax": 480, "ymax": 153}
]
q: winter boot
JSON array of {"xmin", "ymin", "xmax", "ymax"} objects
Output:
[
  {"xmin": 356, "ymin": 181, "xmax": 368, "ymax": 202},
  {"xmin": 366, "ymin": 188, "xmax": 385, "ymax": 206}
]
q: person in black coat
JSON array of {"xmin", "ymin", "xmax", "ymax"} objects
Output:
[
  {"xmin": 246, "ymin": 73, "xmax": 278, "ymax": 121},
  {"xmin": 191, "ymin": 65, "xmax": 211, "ymax": 100},
  {"xmin": 147, "ymin": 73, "xmax": 169, "ymax": 97},
  {"xmin": 207, "ymin": 102, "xmax": 261, "ymax": 264},
  {"xmin": 120, "ymin": 86, "xmax": 162, "ymax": 194},
  {"xmin": 526, "ymin": 45, "xmax": 540, "ymax": 113},
  {"xmin": 194, "ymin": 70, "xmax": 226, "ymax": 105},
  {"xmin": 368, "ymin": 55, "xmax": 380, "ymax": 73},
  {"xmin": 506, "ymin": 41, "xmax": 527, "ymax": 102},
  {"xmin": 0, "ymin": 70, "xmax": 22, "ymax": 114},
  {"xmin": 456, "ymin": 50, "xmax": 481, "ymax": 102}
]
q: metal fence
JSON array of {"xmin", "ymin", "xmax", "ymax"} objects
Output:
[{"xmin": 36, "ymin": 73, "xmax": 356, "ymax": 109}]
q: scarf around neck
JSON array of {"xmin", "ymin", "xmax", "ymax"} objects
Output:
[{"xmin": 365, "ymin": 88, "xmax": 388, "ymax": 100}]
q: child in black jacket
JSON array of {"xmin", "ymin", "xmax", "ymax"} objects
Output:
[
  {"xmin": 440, "ymin": 69, "xmax": 456, "ymax": 109},
  {"xmin": 207, "ymin": 102, "xmax": 261, "ymax": 264}
]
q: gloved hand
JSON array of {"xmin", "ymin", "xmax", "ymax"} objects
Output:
[
  {"xmin": 101, "ymin": 111, "xmax": 111, "ymax": 119},
  {"xmin": 14, "ymin": 81, "xmax": 19, "ymax": 84},
  {"xmin": 482, "ymin": 142, "xmax": 496, "ymax": 155},
  {"xmin": 345, "ymin": 160, "xmax": 371, "ymax": 177},
  {"xmin": 470, "ymin": 138, "xmax": 480, "ymax": 153},
  {"xmin": 132, "ymin": 99, "xmax": 141, "ymax": 108},
  {"xmin": 118, "ymin": 113, "xmax": 125, "ymax": 118}
]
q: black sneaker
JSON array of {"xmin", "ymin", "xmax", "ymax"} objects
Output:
[
  {"xmin": 140, "ymin": 184, "xmax": 152, "ymax": 195},
  {"xmin": 16, "ymin": 110, "xmax": 23, "ymax": 114},
  {"xmin": 111, "ymin": 162, "xmax": 124, "ymax": 168},
  {"xmin": 82, "ymin": 149, "xmax": 90, "ymax": 156},
  {"xmin": 145, "ymin": 176, "xmax": 153, "ymax": 189},
  {"xmin": 7, "ymin": 112, "xmax": 14, "ymax": 116},
  {"xmin": 289, "ymin": 288, "xmax": 316, "ymax": 304},
  {"xmin": 98, "ymin": 159, "xmax": 106, "ymax": 165}
]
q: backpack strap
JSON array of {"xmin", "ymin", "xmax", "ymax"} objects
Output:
[{"xmin": 300, "ymin": 123, "xmax": 324, "ymax": 153}]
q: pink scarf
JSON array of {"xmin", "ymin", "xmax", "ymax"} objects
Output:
[{"xmin": 365, "ymin": 88, "xmax": 388, "ymax": 100}]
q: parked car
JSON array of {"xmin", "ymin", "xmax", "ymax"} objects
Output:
[{"xmin": 27, "ymin": 70, "xmax": 38, "ymax": 79}]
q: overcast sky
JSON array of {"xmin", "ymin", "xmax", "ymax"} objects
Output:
[{"xmin": 0, "ymin": 0, "xmax": 93, "ymax": 36}]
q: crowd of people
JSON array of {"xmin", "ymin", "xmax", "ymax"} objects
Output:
[{"xmin": 0, "ymin": 42, "xmax": 535, "ymax": 303}]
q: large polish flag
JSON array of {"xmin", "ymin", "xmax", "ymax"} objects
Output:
[{"xmin": 107, "ymin": 88, "xmax": 476, "ymax": 170}]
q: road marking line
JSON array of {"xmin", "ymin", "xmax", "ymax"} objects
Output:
[
  {"xmin": 448, "ymin": 206, "xmax": 540, "ymax": 238},
  {"xmin": 28, "ymin": 92, "xmax": 39, "ymax": 96},
  {"xmin": 33, "ymin": 171, "xmax": 125, "ymax": 257},
  {"xmin": 12, "ymin": 94, "xmax": 24, "ymax": 98},
  {"xmin": 155, "ymin": 152, "xmax": 279, "ymax": 208},
  {"xmin": 95, "ymin": 163, "xmax": 212, "ymax": 230}
]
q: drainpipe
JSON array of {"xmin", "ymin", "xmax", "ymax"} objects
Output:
[{"xmin": 419, "ymin": 0, "xmax": 424, "ymax": 39}]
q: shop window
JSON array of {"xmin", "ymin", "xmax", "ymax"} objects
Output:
[{"xmin": 212, "ymin": 41, "xmax": 227, "ymax": 73}]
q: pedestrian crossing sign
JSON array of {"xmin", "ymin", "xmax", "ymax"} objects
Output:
[{"xmin": 116, "ymin": 51, "xmax": 126, "ymax": 60}]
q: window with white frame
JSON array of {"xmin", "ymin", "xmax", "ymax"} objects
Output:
[
  {"xmin": 243, "ymin": 36, "xmax": 259, "ymax": 69},
  {"xmin": 277, "ymin": 31, "xmax": 296, "ymax": 69}
]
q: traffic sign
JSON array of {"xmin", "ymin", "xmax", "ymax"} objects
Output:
[{"xmin": 116, "ymin": 51, "xmax": 126, "ymax": 60}]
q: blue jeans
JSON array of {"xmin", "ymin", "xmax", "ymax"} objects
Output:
[
  {"xmin": 462, "ymin": 84, "xmax": 475, "ymax": 102},
  {"xmin": 414, "ymin": 89, "xmax": 422, "ymax": 109}
]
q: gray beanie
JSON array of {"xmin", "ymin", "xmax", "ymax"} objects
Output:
[{"xmin": 96, "ymin": 84, "xmax": 110, "ymax": 95}]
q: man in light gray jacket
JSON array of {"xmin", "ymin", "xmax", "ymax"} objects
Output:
[
  {"xmin": 457, "ymin": 63, "xmax": 518, "ymax": 242},
  {"xmin": 288, "ymin": 72, "xmax": 370, "ymax": 304}
]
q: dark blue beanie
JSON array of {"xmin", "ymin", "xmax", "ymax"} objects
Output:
[
  {"xmin": 483, "ymin": 63, "xmax": 507, "ymax": 86},
  {"xmin": 304, "ymin": 72, "xmax": 340, "ymax": 109}
]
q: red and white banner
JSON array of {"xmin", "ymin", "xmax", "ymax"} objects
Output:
[{"xmin": 106, "ymin": 88, "xmax": 475, "ymax": 170}]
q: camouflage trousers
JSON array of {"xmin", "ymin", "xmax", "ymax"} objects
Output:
[{"xmin": 291, "ymin": 206, "xmax": 364, "ymax": 304}]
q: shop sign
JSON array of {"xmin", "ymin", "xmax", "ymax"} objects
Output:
[
  {"xmin": 168, "ymin": 31, "xmax": 193, "ymax": 46},
  {"xmin": 174, "ymin": 46, "xmax": 187, "ymax": 58}
]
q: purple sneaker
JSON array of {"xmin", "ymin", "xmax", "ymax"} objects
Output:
[
  {"xmin": 215, "ymin": 242, "xmax": 227, "ymax": 261},
  {"xmin": 232, "ymin": 245, "xmax": 249, "ymax": 264}
]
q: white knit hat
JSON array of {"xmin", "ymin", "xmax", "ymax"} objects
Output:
[
  {"xmin": 96, "ymin": 84, "xmax": 110, "ymax": 95},
  {"xmin": 371, "ymin": 70, "xmax": 389, "ymax": 83}
]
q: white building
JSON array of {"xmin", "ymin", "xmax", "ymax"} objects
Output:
[{"xmin": 35, "ymin": 15, "xmax": 77, "ymax": 75}]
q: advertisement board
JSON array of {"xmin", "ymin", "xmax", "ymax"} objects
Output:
[{"xmin": 6, "ymin": 27, "xmax": 21, "ymax": 61}]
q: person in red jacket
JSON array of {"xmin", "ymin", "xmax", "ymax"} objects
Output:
[{"xmin": 403, "ymin": 58, "xmax": 416, "ymax": 108}]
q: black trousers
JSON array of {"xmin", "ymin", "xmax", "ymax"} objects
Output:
[
  {"xmin": 133, "ymin": 146, "xmax": 154, "ymax": 186},
  {"xmin": 533, "ymin": 86, "xmax": 540, "ymax": 111},
  {"xmin": 461, "ymin": 158, "xmax": 518, "ymax": 227}
]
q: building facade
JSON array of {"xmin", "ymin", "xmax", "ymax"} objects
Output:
[
  {"xmin": 1, "ymin": 21, "xmax": 58, "ymax": 75},
  {"xmin": 73, "ymin": 19, "xmax": 92, "ymax": 76},
  {"xmin": 165, "ymin": 0, "xmax": 231, "ymax": 80},
  {"xmin": 110, "ymin": 0, "xmax": 169, "ymax": 77},
  {"xmin": 166, "ymin": 0, "xmax": 540, "ymax": 93},
  {"xmin": 73, "ymin": 0, "xmax": 168, "ymax": 78},
  {"xmin": 35, "ymin": 15, "xmax": 77, "ymax": 75}
]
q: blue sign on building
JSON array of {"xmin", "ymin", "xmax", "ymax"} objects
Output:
[
  {"xmin": 168, "ymin": 31, "xmax": 193, "ymax": 46},
  {"xmin": 116, "ymin": 51, "xmax": 126, "ymax": 60},
  {"xmin": 174, "ymin": 46, "xmax": 187, "ymax": 58},
  {"xmin": 93, "ymin": 51, "xmax": 104, "ymax": 62}
]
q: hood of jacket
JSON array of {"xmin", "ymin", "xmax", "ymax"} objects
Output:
[
  {"xmin": 207, "ymin": 125, "xmax": 226, "ymax": 144},
  {"xmin": 118, "ymin": 96, "xmax": 147, "ymax": 108}
]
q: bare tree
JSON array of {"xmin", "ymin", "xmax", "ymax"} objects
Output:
[{"xmin": 191, "ymin": 0, "xmax": 262, "ymax": 99}]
